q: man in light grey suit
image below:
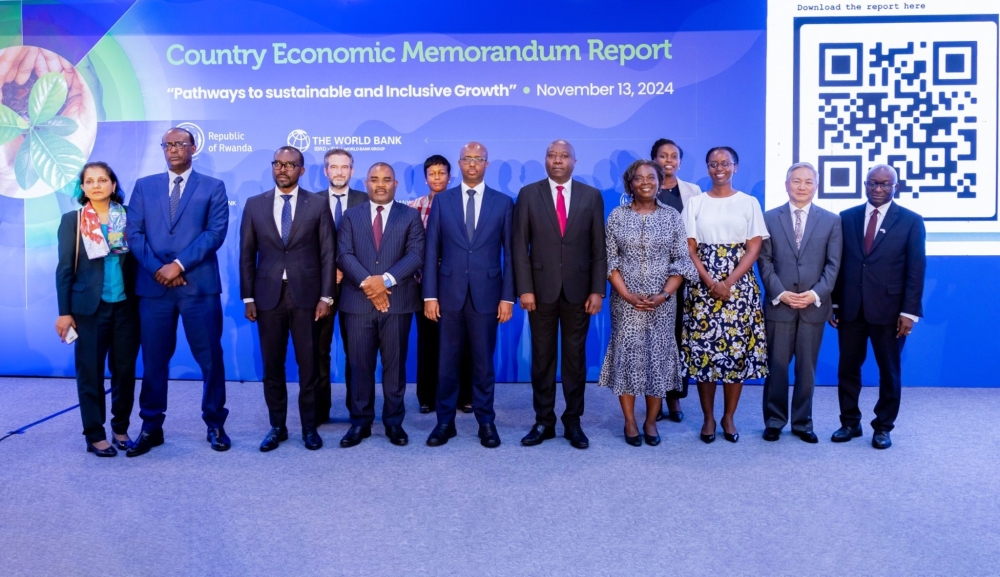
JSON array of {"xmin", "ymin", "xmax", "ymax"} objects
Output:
[{"xmin": 757, "ymin": 162, "xmax": 842, "ymax": 443}]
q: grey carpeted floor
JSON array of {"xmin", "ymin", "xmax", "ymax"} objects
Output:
[{"xmin": 1, "ymin": 377, "xmax": 998, "ymax": 577}]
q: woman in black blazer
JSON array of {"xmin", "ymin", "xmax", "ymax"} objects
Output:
[{"xmin": 55, "ymin": 162, "xmax": 140, "ymax": 457}]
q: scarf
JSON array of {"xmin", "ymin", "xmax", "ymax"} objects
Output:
[{"xmin": 80, "ymin": 201, "xmax": 129, "ymax": 259}]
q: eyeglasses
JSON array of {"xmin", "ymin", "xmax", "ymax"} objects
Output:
[
  {"xmin": 459, "ymin": 156, "xmax": 486, "ymax": 165},
  {"xmin": 865, "ymin": 181, "xmax": 895, "ymax": 190},
  {"xmin": 631, "ymin": 175, "xmax": 659, "ymax": 184},
  {"xmin": 708, "ymin": 161, "xmax": 735, "ymax": 169},
  {"xmin": 160, "ymin": 141, "xmax": 193, "ymax": 150},
  {"xmin": 271, "ymin": 161, "xmax": 302, "ymax": 171}
]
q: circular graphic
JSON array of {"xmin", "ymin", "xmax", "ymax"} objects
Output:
[
  {"xmin": 176, "ymin": 122, "xmax": 204, "ymax": 158},
  {"xmin": 0, "ymin": 46, "xmax": 98, "ymax": 199},
  {"xmin": 287, "ymin": 129, "xmax": 310, "ymax": 152}
]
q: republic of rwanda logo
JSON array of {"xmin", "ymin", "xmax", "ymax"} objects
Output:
[
  {"xmin": 287, "ymin": 129, "xmax": 310, "ymax": 152},
  {"xmin": 176, "ymin": 122, "xmax": 204, "ymax": 158}
]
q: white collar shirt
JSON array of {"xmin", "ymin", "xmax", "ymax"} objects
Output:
[
  {"xmin": 865, "ymin": 200, "xmax": 892, "ymax": 232},
  {"xmin": 328, "ymin": 186, "xmax": 350, "ymax": 219},
  {"xmin": 549, "ymin": 178, "xmax": 572, "ymax": 214},
  {"xmin": 789, "ymin": 201, "xmax": 811, "ymax": 231},
  {"xmin": 370, "ymin": 199, "xmax": 394, "ymax": 231},
  {"xmin": 167, "ymin": 166, "xmax": 194, "ymax": 198},
  {"xmin": 460, "ymin": 181, "xmax": 486, "ymax": 227}
]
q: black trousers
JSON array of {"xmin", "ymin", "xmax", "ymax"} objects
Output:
[
  {"xmin": 342, "ymin": 311, "xmax": 412, "ymax": 428},
  {"xmin": 74, "ymin": 299, "xmax": 139, "ymax": 443},
  {"xmin": 257, "ymin": 283, "xmax": 319, "ymax": 429},
  {"xmin": 837, "ymin": 318, "xmax": 905, "ymax": 432},
  {"xmin": 315, "ymin": 298, "xmax": 352, "ymax": 422},
  {"xmin": 528, "ymin": 292, "xmax": 590, "ymax": 428},
  {"xmin": 415, "ymin": 312, "xmax": 473, "ymax": 407}
]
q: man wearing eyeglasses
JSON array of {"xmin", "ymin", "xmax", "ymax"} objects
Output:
[
  {"xmin": 424, "ymin": 142, "xmax": 515, "ymax": 448},
  {"xmin": 830, "ymin": 164, "xmax": 926, "ymax": 449},
  {"xmin": 124, "ymin": 127, "xmax": 231, "ymax": 456},
  {"xmin": 239, "ymin": 147, "xmax": 335, "ymax": 452}
]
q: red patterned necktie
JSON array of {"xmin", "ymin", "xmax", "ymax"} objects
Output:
[
  {"xmin": 373, "ymin": 205, "xmax": 384, "ymax": 250},
  {"xmin": 864, "ymin": 208, "xmax": 879, "ymax": 255},
  {"xmin": 555, "ymin": 185, "xmax": 567, "ymax": 236}
]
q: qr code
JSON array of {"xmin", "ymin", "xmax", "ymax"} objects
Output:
[{"xmin": 794, "ymin": 16, "xmax": 998, "ymax": 222}]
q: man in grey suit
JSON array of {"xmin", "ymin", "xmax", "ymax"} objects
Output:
[{"xmin": 757, "ymin": 162, "xmax": 842, "ymax": 443}]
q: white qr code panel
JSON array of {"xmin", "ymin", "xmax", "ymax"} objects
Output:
[{"xmin": 794, "ymin": 17, "xmax": 998, "ymax": 222}]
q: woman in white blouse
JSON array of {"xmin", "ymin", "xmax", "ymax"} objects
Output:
[{"xmin": 681, "ymin": 147, "xmax": 769, "ymax": 444}]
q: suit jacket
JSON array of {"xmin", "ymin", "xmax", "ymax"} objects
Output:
[
  {"xmin": 239, "ymin": 189, "xmax": 336, "ymax": 311},
  {"xmin": 336, "ymin": 201, "xmax": 424, "ymax": 314},
  {"xmin": 315, "ymin": 187, "xmax": 369, "ymax": 221},
  {"xmin": 758, "ymin": 203, "xmax": 843, "ymax": 323},
  {"xmin": 55, "ymin": 209, "xmax": 138, "ymax": 316},
  {"xmin": 424, "ymin": 185, "xmax": 515, "ymax": 313},
  {"xmin": 833, "ymin": 202, "xmax": 926, "ymax": 324},
  {"xmin": 512, "ymin": 179, "xmax": 606, "ymax": 304},
  {"xmin": 125, "ymin": 171, "xmax": 228, "ymax": 297}
]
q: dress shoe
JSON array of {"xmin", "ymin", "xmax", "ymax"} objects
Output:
[
  {"xmin": 260, "ymin": 426, "xmax": 289, "ymax": 452},
  {"xmin": 126, "ymin": 430, "xmax": 164, "ymax": 458},
  {"xmin": 643, "ymin": 429, "xmax": 661, "ymax": 447},
  {"xmin": 724, "ymin": 432, "xmax": 740, "ymax": 443},
  {"xmin": 419, "ymin": 404, "xmax": 432, "ymax": 414},
  {"xmin": 386, "ymin": 425, "xmax": 409, "ymax": 446},
  {"xmin": 426, "ymin": 422, "xmax": 457, "ymax": 447},
  {"xmin": 478, "ymin": 423, "xmax": 501, "ymax": 448},
  {"xmin": 793, "ymin": 430, "xmax": 819, "ymax": 444},
  {"xmin": 86, "ymin": 441, "xmax": 117, "ymax": 457},
  {"xmin": 624, "ymin": 426, "xmax": 642, "ymax": 447},
  {"xmin": 700, "ymin": 433, "xmax": 716, "ymax": 444},
  {"xmin": 302, "ymin": 426, "xmax": 323, "ymax": 450},
  {"xmin": 667, "ymin": 411, "xmax": 684, "ymax": 423},
  {"xmin": 763, "ymin": 427, "xmax": 781, "ymax": 442},
  {"xmin": 207, "ymin": 427, "xmax": 231, "ymax": 452},
  {"xmin": 111, "ymin": 434, "xmax": 132, "ymax": 451},
  {"xmin": 340, "ymin": 424, "xmax": 372, "ymax": 448},
  {"xmin": 460, "ymin": 403, "xmax": 474, "ymax": 414},
  {"xmin": 564, "ymin": 425, "xmax": 590, "ymax": 449},
  {"xmin": 872, "ymin": 430, "xmax": 892, "ymax": 449},
  {"xmin": 521, "ymin": 424, "xmax": 556, "ymax": 446},
  {"xmin": 831, "ymin": 424, "xmax": 863, "ymax": 443}
]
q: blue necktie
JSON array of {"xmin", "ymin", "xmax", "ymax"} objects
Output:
[
  {"xmin": 333, "ymin": 194, "xmax": 344, "ymax": 227},
  {"xmin": 280, "ymin": 194, "xmax": 292, "ymax": 245},
  {"xmin": 466, "ymin": 189, "xmax": 476, "ymax": 242},
  {"xmin": 169, "ymin": 176, "xmax": 183, "ymax": 220}
]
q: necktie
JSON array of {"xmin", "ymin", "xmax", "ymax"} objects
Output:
[
  {"xmin": 466, "ymin": 189, "xmax": 477, "ymax": 242},
  {"xmin": 169, "ymin": 176, "xmax": 183, "ymax": 220},
  {"xmin": 333, "ymin": 194, "xmax": 343, "ymax": 226},
  {"xmin": 280, "ymin": 194, "xmax": 292, "ymax": 245},
  {"xmin": 556, "ymin": 185, "xmax": 567, "ymax": 236},
  {"xmin": 864, "ymin": 208, "xmax": 879, "ymax": 255},
  {"xmin": 373, "ymin": 205, "xmax": 384, "ymax": 250},
  {"xmin": 794, "ymin": 209, "xmax": 803, "ymax": 249}
]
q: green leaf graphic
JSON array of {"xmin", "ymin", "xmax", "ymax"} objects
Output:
[
  {"xmin": 0, "ymin": 103, "xmax": 27, "ymax": 144},
  {"xmin": 28, "ymin": 71, "xmax": 69, "ymax": 126},
  {"xmin": 29, "ymin": 129, "xmax": 84, "ymax": 190},
  {"xmin": 36, "ymin": 115, "xmax": 78, "ymax": 137},
  {"xmin": 14, "ymin": 133, "xmax": 38, "ymax": 190}
]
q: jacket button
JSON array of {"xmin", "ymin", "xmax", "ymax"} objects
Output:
[{"xmin": 375, "ymin": 261, "xmax": 380, "ymax": 265}]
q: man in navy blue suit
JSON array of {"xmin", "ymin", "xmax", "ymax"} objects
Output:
[
  {"xmin": 831, "ymin": 164, "xmax": 926, "ymax": 449},
  {"xmin": 125, "ymin": 127, "xmax": 231, "ymax": 457},
  {"xmin": 423, "ymin": 142, "xmax": 515, "ymax": 449},
  {"xmin": 336, "ymin": 163, "xmax": 424, "ymax": 448}
]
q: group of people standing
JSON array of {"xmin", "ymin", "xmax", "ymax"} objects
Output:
[{"xmin": 54, "ymin": 127, "xmax": 926, "ymax": 458}]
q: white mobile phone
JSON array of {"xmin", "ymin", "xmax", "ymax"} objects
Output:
[{"xmin": 64, "ymin": 326, "xmax": 79, "ymax": 344}]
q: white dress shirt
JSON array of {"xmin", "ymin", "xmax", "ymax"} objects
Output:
[
  {"xmin": 167, "ymin": 166, "xmax": 194, "ymax": 271},
  {"xmin": 460, "ymin": 181, "xmax": 486, "ymax": 226},
  {"xmin": 242, "ymin": 187, "xmax": 298, "ymax": 302},
  {"xmin": 369, "ymin": 200, "xmax": 397, "ymax": 287},
  {"xmin": 773, "ymin": 202, "xmax": 820, "ymax": 308},
  {"xmin": 549, "ymin": 178, "xmax": 571, "ymax": 214},
  {"xmin": 328, "ymin": 186, "xmax": 349, "ymax": 219}
]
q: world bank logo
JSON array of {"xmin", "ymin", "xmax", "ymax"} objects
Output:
[
  {"xmin": 176, "ymin": 122, "xmax": 204, "ymax": 158},
  {"xmin": 287, "ymin": 129, "xmax": 310, "ymax": 152}
]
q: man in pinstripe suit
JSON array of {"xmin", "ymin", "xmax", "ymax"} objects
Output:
[{"xmin": 336, "ymin": 163, "xmax": 425, "ymax": 447}]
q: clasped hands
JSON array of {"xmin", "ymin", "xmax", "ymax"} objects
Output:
[
  {"xmin": 361, "ymin": 275, "xmax": 391, "ymax": 313},
  {"xmin": 778, "ymin": 291, "xmax": 817, "ymax": 309},
  {"xmin": 622, "ymin": 292, "xmax": 667, "ymax": 312},
  {"xmin": 154, "ymin": 262, "xmax": 186, "ymax": 287}
]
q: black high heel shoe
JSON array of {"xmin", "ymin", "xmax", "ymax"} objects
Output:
[
  {"xmin": 724, "ymin": 431, "xmax": 739, "ymax": 443},
  {"xmin": 624, "ymin": 426, "xmax": 642, "ymax": 447},
  {"xmin": 111, "ymin": 434, "xmax": 132, "ymax": 450},
  {"xmin": 86, "ymin": 441, "xmax": 117, "ymax": 457},
  {"xmin": 643, "ymin": 432, "xmax": 661, "ymax": 446},
  {"xmin": 700, "ymin": 433, "xmax": 716, "ymax": 444}
]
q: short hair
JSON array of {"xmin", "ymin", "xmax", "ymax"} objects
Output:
[
  {"xmin": 785, "ymin": 162, "xmax": 818, "ymax": 181},
  {"xmin": 274, "ymin": 145, "xmax": 305, "ymax": 166},
  {"xmin": 705, "ymin": 146, "xmax": 739, "ymax": 165},
  {"xmin": 165, "ymin": 126, "xmax": 195, "ymax": 145},
  {"xmin": 866, "ymin": 164, "xmax": 898, "ymax": 182},
  {"xmin": 368, "ymin": 162, "xmax": 395, "ymax": 178},
  {"xmin": 423, "ymin": 154, "xmax": 451, "ymax": 177},
  {"xmin": 622, "ymin": 159, "xmax": 664, "ymax": 197},
  {"xmin": 324, "ymin": 148, "xmax": 354, "ymax": 166},
  {"xmin": 76, "ymin": 161, "xmax": 124, "ymax": 206},
  {"xmin": 651, "ymin": 138, "xmax": 684, "ymax": 161}
]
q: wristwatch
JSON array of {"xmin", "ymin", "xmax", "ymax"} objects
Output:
[
  {"xmin": 320, "ymin": 297, "xmax": 334, "ymax": 305},
  {"xmin": 661, "ymin": 291, "xmax": 673, "ymax": 301}
]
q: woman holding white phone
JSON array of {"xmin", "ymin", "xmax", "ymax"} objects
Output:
[{"xmin": 55, "ymin": 161, "xmax": 140, "ymax": 457}]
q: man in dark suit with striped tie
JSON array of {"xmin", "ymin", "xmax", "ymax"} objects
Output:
[
  {"xmin": 831, "ymin": 164, "xmax": 926, "ymax": 449},
  {"xmin": 315, "ymin": 149, "xmax": 368, "ymax": 424},
  {"xmin": 336, "ymin": 163, "xmax": 424, "ymax": 447},
  {"xmin": 239, "ymin": 146, "xmax": 336, "ymax": 452}
]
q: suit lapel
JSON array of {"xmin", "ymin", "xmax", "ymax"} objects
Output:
[
  {"xmin": 472, "ymin": 189, "xmax": 499, "ymax": 247},
  {"xmin": 562, "ymin": 181, "xmax": 582, "ymax": 236},
  {"xmin": 158, "ymin": 173, "xmax": 172, "ymax": 226},
  {"xmin": 777, "ymin": 204, "xmax": 797, "ymax": 253},
  {"xmin": 377, "ymin": 202, "xmax": 403, "ymax": 255},
  {"xmin": 537, "ymin": 181, "xmax": 561, "ymax": 235},
  {"xmin": 287, "ymin": 191, "xmax": 309, "ymax": 242},
  {"xmin": 452, "ymin": 188, "xmax": 472, "ymax": 247},
  {"xmin": 854, "ymin": 205, "xmax": 867, "ymax": 256},
  {"xmin": 870, "ymin": 202, "xmax": 899, "ymax": 255},
  {"xmin": 170, "ymin": 171, "xmax": 199, "ymax": 229},
  {"xmin": 797, "ymin": 206, "xmax": 820, "ymax": 254}
]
